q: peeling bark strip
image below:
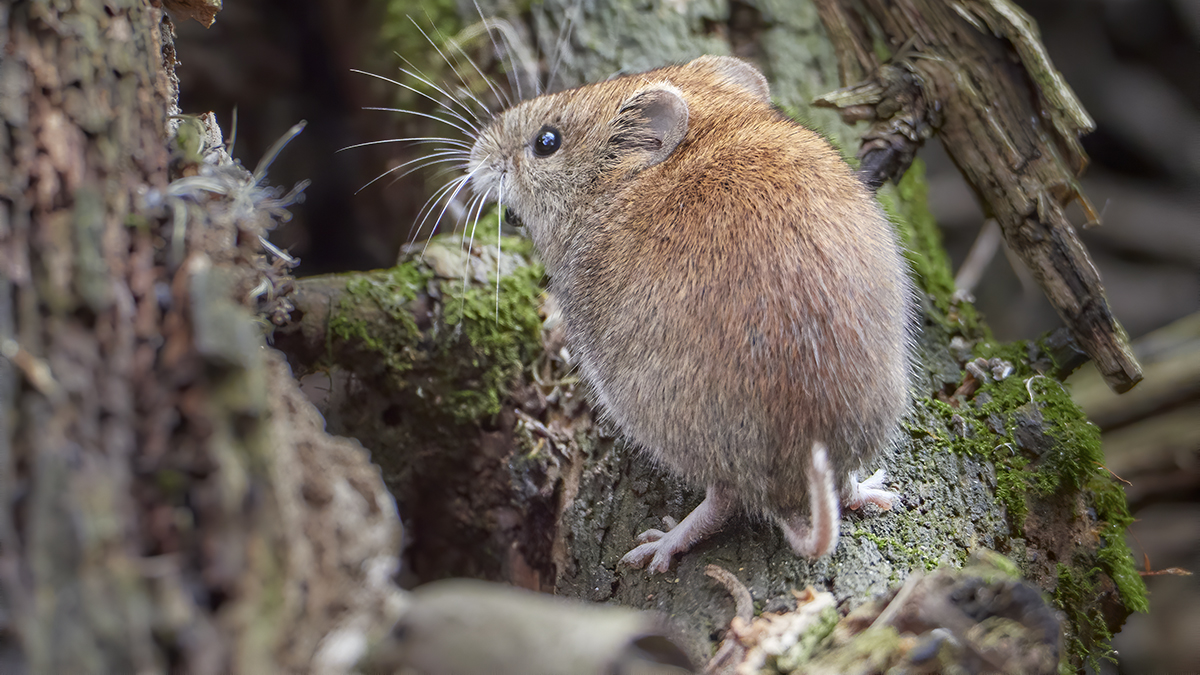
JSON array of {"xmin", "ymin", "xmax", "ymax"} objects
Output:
[{"xmin": 811, "ymin": 0, "xmax": 1143, "ymax": 393}]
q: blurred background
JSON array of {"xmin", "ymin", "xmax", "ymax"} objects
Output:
[{"xmin": 172, "ymin": 0, "xmax": 1199, "ymax": 671}]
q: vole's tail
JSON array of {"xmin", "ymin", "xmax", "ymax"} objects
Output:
[{"xmin": 776, "ymin": 443, "xmax": 841, "ymax": 558}]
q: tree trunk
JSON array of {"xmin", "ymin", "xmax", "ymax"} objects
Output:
[{"xmin": 1, "ymin": 3, "xmax": 400, "ymax": 673}]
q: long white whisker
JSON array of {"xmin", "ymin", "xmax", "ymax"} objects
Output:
[
  {"xmin": 451, "ymin": 192, "xmax": 484, "ymax": 254},
  {"xmin": 418, "ymin": 184, "xmax": 471, "ymax": 254},
  {"xmin": 462, "ymin": 189, "xmax": 490, "ymax": 250},
  {"xmin": 430, "ymin": 16, "xmax": 517, "ymax": 111},
  {"xmin": 424, "ymin": 164, "xmax": 485, "ymax": 248},
  {"xmin": 495, "ymin": 173, "xmax": 504, "ymax": 319},
  {"xmin": 352, "ymin": 69, "xmax": 481, "ymax": 134},
  {"xmin": 413, "ymin": 17, "xmax": 511, "ymax": 111},
  {"xmin": 411, "ymin": 176, "xmax": 470, "ymax": 245},
  {"xmin": 486, "ymin": 13, "xmax": 542, "ymax": 99},
  {"xmin": 338, "ymin": 137, "xmax": 471, "ymax": 153},
  {"xmin": 470, "ymin": 8, "xmax": 542, "ymax": 103},
  {"xmin": 388, "ymin": 156, "xmax": 469, "ymax": 185},
  {"xmin": 469, "ymin": 6, "xmax": 522, "ymax": 104},
  {"xmin": 546, "ymin": 3, "xmax": 580, "ymax": 95},
  {"xmin": 413, "ymin": 162, "xmax": 472, "ymax": 185},
  {"xmin": 461, "ymin": 185, "xmax": 494, "ymax": 301},
  {"xmin": 355, "ymin": 150, "xmax": 468, "ymax": 195},
  {"xmin": 362, "ymin": 106, "xmax": 476, "ymax": 138},
  {"xmin": 395, "ymin": 62, "xmax": 491, "ymax": 123},
  {"xmin": 383, "ymin": 164, "xmax": 472, "ymax": 206}
]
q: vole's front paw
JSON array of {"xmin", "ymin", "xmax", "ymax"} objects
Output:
[{"xmin": 847, "ymin": 469, "xmax": 899, "ymax": 511}]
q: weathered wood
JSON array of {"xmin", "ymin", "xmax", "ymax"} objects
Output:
[{"xmin": 811, "ymin": 0, "xmax": 1143, "ymax": 394}]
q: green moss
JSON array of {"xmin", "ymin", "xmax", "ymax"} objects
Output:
[
  {"xmin": 878, "ymin": 164, "xmax": 1145, "ymax": 656},
  {"xmin": 804, "ymin": 626, "xmax": 904, "ymax": 674},
  {"xmin": 917, "ymin": 394, "xmax": 1029, "ymax": 524},
  {"xmin": 328, "ymin": 263, "xmax": 430, "ymax": 376},
  {"xmin": 1028, "ymin": 376, "xmax": 1104, "ymax": 493},
  {"xmin": 888, "ymin": 161, "xmax": 955, "ymax": 301},
  {"xmin": 774, "ymin": 601, "xmax": 842, "ymax": 670},
  {"xmin": 927, "ymin": 336, "xmax": 1148, "ymax": 666},
  {"xmin": 327, "ymin": 232, "xmax": 544, "ymax": 426},
  {"xmin": 994, "ymin": 455, "xmax": 1032, "ymax": 526},
  {"xmin": 938, "ymin": 340, "xmax": 1106, "ymax": 522},
  {"xmin": 1090, "ymin": 477, "xmax": 1149, "ymax": 615},
  {"xmin": 439, "ymin": 257, "xmax": 544, "ymax": 422},
  {"xmin": 1053, "ymin": 563, "xmax": 1117, "ymax": 672},
  {"xmin": 970, "ymin": 342, "xmax": 1142, "ymax": 605},
  {"xmin": 852, "ymin": 529, "xmax": 940, "ymax": 573},
  {"xmin": 966, "ymin": 547, "xmax": 1024, "ymax": 580}
]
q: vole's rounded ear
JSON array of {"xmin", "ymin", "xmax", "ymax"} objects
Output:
[
  {"xmin": 686, "ymin": 55, "xmax": 770, "ymax": 103},
  {"xmin": 610, "ymin": 84, "xmax": 689, "ymax": 170}
]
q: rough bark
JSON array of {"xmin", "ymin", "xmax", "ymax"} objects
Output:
[{"xmin": 0, "ymin": 3, "xmax": 401, "ymax": 673}]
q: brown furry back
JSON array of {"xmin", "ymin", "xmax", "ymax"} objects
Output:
[{"xmin": 470, "ymin": 57, "xmax": 916, "ymax": 516}]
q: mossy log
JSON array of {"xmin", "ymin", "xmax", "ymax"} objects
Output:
[{"xmin": 278, "ymin": 183, "xmax": 1141, "ymax": 671}]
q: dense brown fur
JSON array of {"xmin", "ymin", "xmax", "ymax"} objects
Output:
[{"xmin": 469, "ymin": 56, "xmax": 915, "ymax": 562}]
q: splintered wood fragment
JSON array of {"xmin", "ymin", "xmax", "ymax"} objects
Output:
[
  {"xmin": 163, "ymin": 0, "xmax": 223, "ymax": 27},
  {"xmin": 812, "ymin": 0, "xmax": 1143, "ymax": 393}
]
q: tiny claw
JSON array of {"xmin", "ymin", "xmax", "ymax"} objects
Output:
[
  {"xmin": 620, "ymin": 543, "xmax": 653, "ymax": 569},
  {"xmin": 620, "ymin": 539, "xmax": 674, "ymax": 573},
  {"xmin": 647, "ymin": 551, "xmax": 674, "ymax": 574},
  {"xmin": 622, "ymin": 526, "xmax": 685, "ymax": 573},
  {"xmin": 636, "ymin": 529, "xmax": 667, "ymax": 544}
]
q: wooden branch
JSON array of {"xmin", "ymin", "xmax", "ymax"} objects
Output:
[{"xmin": 812, "ymin": 0, "xmax": 1143, "ymax": 393}]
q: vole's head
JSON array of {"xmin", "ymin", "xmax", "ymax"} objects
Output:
[{"xmin": 467, "ymin": 55, "xmax": 770, "ymax": 271}]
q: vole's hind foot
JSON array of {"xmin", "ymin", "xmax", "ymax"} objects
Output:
[
  {"xmin": 621, "ymin": 483, "xmax": 734, "ymax": 574},
  {"xmin": 847, "ymin": 469, "xmax": 898, "ymax": 511},
  {"xmin": 621, "ymin": 532, "xmax": 676, "ymax": 574},
  {"xmin": 776, "ymin": 443, "xmax": 841, "ymax": 558}
]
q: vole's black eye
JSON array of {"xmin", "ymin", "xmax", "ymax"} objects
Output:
[{"xmin": 531, "ymin": 125, "xmax": 562, "ymax": 157}]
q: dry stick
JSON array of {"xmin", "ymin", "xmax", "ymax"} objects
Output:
[
  {"xmin": 954, "ymin": 219, "xmax": 1002, "ymax": 293},
  {"xmin": 812, "ymin": 0, "xmax": 1143, "ymax": 393},
  {"xmin": 703, "ymin": 565, "xmax": 754, "ymax": 675}
]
